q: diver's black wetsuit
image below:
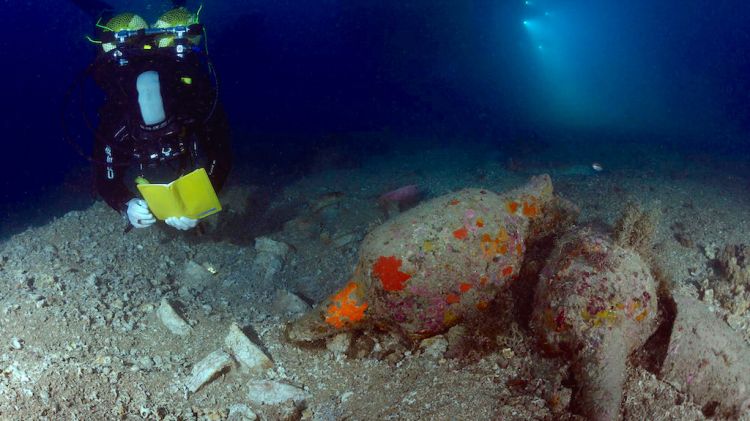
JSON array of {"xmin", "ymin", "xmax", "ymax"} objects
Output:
[{"xmin": 73, "ymin": 0, "xmax": 231, "ymax": 214}]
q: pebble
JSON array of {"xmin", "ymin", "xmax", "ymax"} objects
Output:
[
  {"xmin": 331, "ymin": 232, "xmax": 360, "ymax": 248},
  {"xmin": 227, "ymin": 404, "xmax": 258, "ymax": 421},
  {"xmin": 326, "ymin": 333, "xmax": 351, "ymax": 358},
  {"xmin": 138, "ymin": 356, "xmax": 154, "ymax": 371},
  {"xmin": 246, "ymin": 380, "xmax": 311, "ymax": 407},
  {"xmin": 419, "ymin": 335, "xmax": 448, "ymax": 359},
  {"xmin": 224, "ymin": 323, "xmax": 274, "ymax": 375},
  {"xmin": 185, "ymin": 350, "xmax": 233, "ymax": 394},
  {"xmin": 254, "ymin": 237, "xmax": 290, "ymax": 258},
  {"xmin": 271, "ymin": 290, "xmax": 311, "ymax": 317},
  {"xmin": 85, "ymin": 274, "xmax": 99, "ymax": 288},
  {"xmin": 703, "ymin": 243, "xmax": 717, "ymax": 260},
  {"xmin": 253, "ymin": 238, "xmax": 292, "ymax": 281},
  {"xmin": 182, "ymin": 260, "xmax": 212, "ymax": 292},
  {"xmin": 339, "ymin": 391, "xmax": 354, "ymax": 403},
  {"xmin": 10, "ymin": 337, "xmax": 23, "ymax": 350},
  {"xmin": 157, "ymin": 298, "xmax": 192, "ymax": 336}
]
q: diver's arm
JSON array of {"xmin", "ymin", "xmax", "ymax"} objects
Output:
[{"xmin": 92, "ymin": 131, "xmax": 135, "ymax": 213}]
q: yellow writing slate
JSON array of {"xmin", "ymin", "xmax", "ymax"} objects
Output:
[{"xmin": 136, "ymin": 168, "xmax": 222, "ymax": 220}]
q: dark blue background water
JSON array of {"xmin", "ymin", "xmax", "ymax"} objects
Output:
[{"xmin": 2, "ymin": 0, "xmax": 749, "ymax": 233}]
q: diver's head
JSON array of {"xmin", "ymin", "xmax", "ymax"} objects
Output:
[
  {"xmin": 153, "ymin": 7, "xmax": 202, "ymax": 48},
  {"xmin": 100, "ymin": 13, "xmax": 148, "ymax": 53}
]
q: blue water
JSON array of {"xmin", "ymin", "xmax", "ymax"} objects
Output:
[{"xmin": 1, "ymin": 0, "xmax": 749, "ymax": 237}]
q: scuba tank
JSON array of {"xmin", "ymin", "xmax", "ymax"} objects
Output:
[{"xmin": 136, "ymin": 71, "xmax": 166, "ymax": 125}]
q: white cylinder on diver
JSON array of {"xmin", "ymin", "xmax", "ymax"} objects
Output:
[{"xmin": 136, "ymin": 71, "xmax": 166, "ymax": 126}]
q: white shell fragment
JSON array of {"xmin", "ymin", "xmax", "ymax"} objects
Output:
[
  {"xmin": 157, "ymin": 298, "xmax": 192, "ymax": 336},
  {"xmin": 246, "ymin": 380, "xmax": 311, "ymax": 407},
  {"xmin": 185, "ymin": 350, "xmax": 233, "ymax": 394},
  {"xmin": 10, "ymin": 337, "xmax": 24, "ymax": 350},
  {"xmin": 225, "ymin": 323, "xmax": 274, "ymax": 375}
]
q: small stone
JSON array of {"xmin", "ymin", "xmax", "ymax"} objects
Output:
[
  {"xmin": 4, "ymin": 363, "xmax": 30, "ymax": 382},
  {"xmin": 331, "ymin": 232, "xmax": 360, "ymax": 248},
  {"xmin": 703, "ymin": 244, "xmax": 717, "ymax": 260},
  {"xmin": 271, "ymin": 290, "xmax": 311, "ymax": 317},
  {"xmin": 253, "ymin": 254, "xmax": 283, "ymax": 281},
  {"xmin": 149, "ymin": 275, "xmax": 167, "ymax": 287},
  {"xmin": 138, "ymin": 303, "xmax": 155, "ymax": 313},
  {"xmin": 86, "ymin": 274, "xmax": 99, "ymax": 287},
  {"xmin": 326, "ymin": 333, "xmax": 351, "ymax": 358},
  {"xmin": 157, "ymin": 298, "xmax": 192, "ymax": 336},
  {"xmin": 419, "ymin": 335, "xmax": 448, "ymax": 359},
  {"xmin": 224, "ymin": 323, "xmax": 274, "ymax": 375},
  {"xmin": 702, "ymin": 288, "xmax": 714, "ymax": 304},
  {"xmin": 726, "ymin": 313, "xmax": 745, "ymax": 330},
  {"xmin": 227, "ymin": 403, "xmax": 258, "ymax": 421},
  {"xmin": 182, "ymin": 260, "xmax": 212, "ymax": 292},
  {"xmin": 339, "ymin": 391, "xmax": 354, "ymax": 403},
  {"xmin": 185, "ymin": 350, "xmax": 233, "ymax": 394},
  {"xmin": 178, "ymin": 286, "xmax": 194, "ymax": 301},
  {"xmin": 202, "ymin": 263, "xmax": 218, "ymax": 275},
  {"xmin": 138, "ymin": 356, "xmax": 154, "ymax": 370},
  {"xmin": 246, "ymin": 380, "xmax": 311, "ymax": 407},
  {"xmin": 254, "ymin": 237, "xmax": 290, "ymax": 258},
  {"xmin": 501, "ymin": 347, "xmax": 515, "ymax": 359},
  {"xmin": 10, "ymin": 337, "xmax": 23, "ymax": 350},
  {"xmin": 310, "ymin": 192, "xmax": 344, "ymax": 214}
]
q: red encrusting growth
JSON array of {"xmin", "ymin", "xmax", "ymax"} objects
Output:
[
  {"xmin": 325, "ymin": 281, "xmax": 368, "ymax": 328},
  {"xmin": 554, "ymin": 308, "xmax": 568, "ymax": 332},
  {"xmin": 449, "ymin": 199, "xmax": 460, "ymax": 206},
  {"xmin": 522, "ymin": 198, "xmax": 539, "ymax": 218},
  {"xmin": 507, "ymin": 201, "xmax": 519, "ymax": 214},
  {"xmin": 475, "ymin": 218, "xmax": 484, "ymax": 228},
  {"xmin": 502, "ymin": 266, "xmax": 514, "ymax": 276},
  {"xmin": 459, "ymin": 282, "xmax": 472, "ymax": 293},
  {"xmin": 480, "ymin": 227, "xmax": 512, "ymax": 258},
  {"xmin": 373, "ymin": 256, "xmax": 412, "ymax": 291},
  {"xmin": 453, "ymin": 227, "xmax": 468, "ymax": 240},
  {"xmin": 446, "ymin": 293, "xmax": 461, "ymax": 304}
]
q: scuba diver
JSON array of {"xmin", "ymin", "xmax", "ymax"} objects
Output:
[{"xmin": 71, "ymin": 0, "xmax": 232, "ymax": 231}]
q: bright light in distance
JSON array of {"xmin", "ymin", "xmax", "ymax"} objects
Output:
[{"xmin": 523, "ymin": 20, "xmax": 530, "ymax": 26}]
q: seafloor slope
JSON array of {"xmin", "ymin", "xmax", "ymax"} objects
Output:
[{"xmin": 1, "ymin": 137, "xmax": 749, "ymax": 420}]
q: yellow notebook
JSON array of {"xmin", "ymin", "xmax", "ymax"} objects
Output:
[{"xmin": 136, "ymin": 168, "xmax": 222, "ymax": 220}]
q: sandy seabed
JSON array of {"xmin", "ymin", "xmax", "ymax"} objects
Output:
[{"xmin": 1, "ymin": 136, "xmax": 749, "ymax": 420}]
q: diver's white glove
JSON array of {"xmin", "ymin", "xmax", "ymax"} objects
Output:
[
  {"xmin": 126, "ymin": 198, "xmax": 156, "ymax": 228},
  {"xmin": 165, "ymin": 216, "xmax": 198, "ymax": 231}
]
